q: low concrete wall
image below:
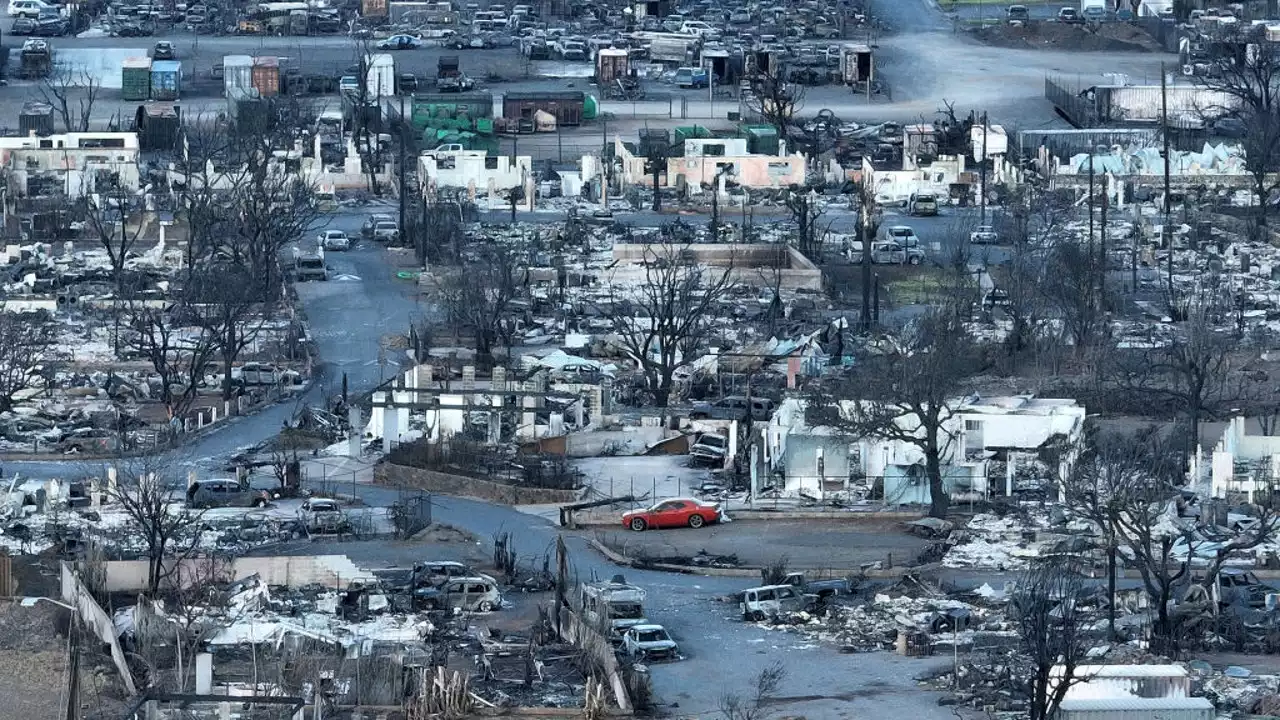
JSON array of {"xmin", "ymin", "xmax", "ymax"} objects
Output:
[
  {"xmin": 554, "ymin": 602, "xmax": 632, "ymax": 713},
  {"xmin": 377, "ymin": 463, "xmax": 581, "ymax": 505},
  {"xmin": 95, "ymin": 555, "xmax": 376, "ymax": 593},
  {"xmin": 608, "ymin": 244, "xmax": 822, "ymax": 291}
]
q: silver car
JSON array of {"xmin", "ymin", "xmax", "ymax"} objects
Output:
[{"xmin": 621, "ymin": 624, "xmax": 679, "ymax": 661}]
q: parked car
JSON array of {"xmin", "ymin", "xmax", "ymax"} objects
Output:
[
  {"xmin": 411, "ymin": 561, "xmax": 495, "ymax": 587},
  {"xmin": 361, "ymin": 213, "xmax": 394, "ymax": 238},
  {"xmin": 319, "ymin": 230, "xmax": 351, "ymax": 250},
  {"xmin": 299, "ymin": 498, "xmax": 350, "ymax": 534},
  {"xmin": 378, "ymin": 33, "xmax": 423, "ymax": 49},
  {"xmin": 415, "ymin": 577, "xmax": 503, "ymax": 611},
  {"xmin": 689, "ymin": 433, "xmax": 729, "ymax": 466},
  {"xmin": 780, "ymin": 572, "xmax": 851, "ymax": 598},
  {"xmin": 622, "ymin": 497, "xmax": 722, "ymax": 531},
  {"xmin": 187, "ymin": 479, "xmax": 270, "ymax": 508},
  {"xmin": 151, "ymin": 40, "xmax": 175, "ymax": 59},
  {"xmin": 372, "ymin": 220, "xmax": 400, "ymax": 243},
  {"xmin": 621, "ymin": 624, "xmax": 679, "ymax": 661},
  {"xmin": 870, "ymin": 240, "xmax": 925, "ymax": 265},
  {"xmin": 33, "ymin": 11, "xmax": 67, "ymax": 35},
  {"xmin": 294, "ymin": 252, "xmax": 328, "ymax": 281},
  {"xmin": 56, "ymin": 427, "xmax": 118, "ymax": 454},
  {"xmin": 739, "ymin": 584, "xmax": 815, "ymax": 620},
  {"xmin": 1057, "ymin": 6, "xmax": 1080, "ymax": 22},
  {"xmin": 690, "ymin": 395, "xmax": 775, "ymax": 421},
  {"xmin": 425, "ymin": 143, "xmax": 466, "ymax": 157},
  {"xmin": 10, "ymin": 17, "xmax": 38, "ymax": 34},
  {"xmin": 8, "ymin": 0, "xmax": 57, "ymax": 19},
  {"xmin": 969, "ymin": 225, "xmax": 999, "ymax": 244},
  {"xmin": 1006, "ymin": 4, "xmax": 1029, "ymax": 23},
  {"xmin": 907, "ymin": 193, "xmax": 939, "ymax": 216}
]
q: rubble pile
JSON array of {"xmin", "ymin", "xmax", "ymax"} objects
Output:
[
  {"xmin": 757, "ymin": 577, "xmax": 1017, "ymax": 653},
  {"xmin": 0, "ymin": 242, "xmax": 305, "ymax": 454},
  {"xmin": 943, "ymin": 508, "xmax": 1097, "ymax": 570}
]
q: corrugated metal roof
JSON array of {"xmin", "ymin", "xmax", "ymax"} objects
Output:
[
  {"xmin": 1055, "ymin": 665, "xmax": 1188, "ymax": 679},
  {"xmin": 1058, "ymin": 697, "xmax": 1213, "ymax": 711},
  {"xmin": 150, "ymin": 60, "xmax": 181, "ymax": 72}
]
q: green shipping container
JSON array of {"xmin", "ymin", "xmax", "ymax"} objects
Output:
[
  {"xmin": 674, "ymin": 125, "xmax": 712, "ymax": 143},
  {"xmin": 583, "ymin": 94, "xmax": 598, "ymax": 120},
  {"xmin": 746, "ymin": 126, "xmax": 779, "ymax": 156},
  {"xmin": 121, "ymin": 57, "xmax": 151, "ymax": 101}
]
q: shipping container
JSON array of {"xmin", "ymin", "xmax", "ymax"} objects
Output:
[
  {"xmin": 412, "ymin": 92, "xmax": 493, "ymax": 119},
  {"xmin": 150, "ymin": 60, "xmax": 181, "ymax": 101},
  {"xmin": 121, "ymin": 56, "xmax": 151, "ymax": 101},
  {"xmin": 18, "ymin": 101, "xmax": 54, "ymax": 136},
  {"xmin": 1053, "ymin": 665, "xmax": 1191, "ymax": 700},
  {"xmin": 227, "ymin": 87, "xmax": 272, "ymax": 135},
  {"xmin": 840, "ymin": 44, "xmax": 873, "ymax": 85},
  {"xmin": 365, "ymin": 53, "xmax": 395, "ymax": 98},
  {"xmin": 1093, "ymin": 84, "xmax": 1238, "ymax": 123},
  {"xmin": 595, "ymin": 47, "xmax": 628, "ymax": 85},
  {"xmin": 251, "ymin": 56, "xmax": 280, "ymax": 97},
  {"xmin": 502, "ymin": 91, "xmax": 584, "ymax": 126},
  {"xmin": 223, "ymin": 55, "xmax": 254, "ymax": 97},
  {"xmin": 744, "ymin": 125, "xmax": 778, "ymax": 155},
  {"xmin": 1055, "ymin": 697, "xmax": 1213, "ymax": 720},
  {"xmin": 362, "ymin": 0, "xmax": 387, "ymax": 16},
  {"xmin": 136, "ymin": 103, "xmax": 181, "ymax": 151}
]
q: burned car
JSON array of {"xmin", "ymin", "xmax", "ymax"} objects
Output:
[
  {"xmin": 298, "ymin": 498, "xmax": 350, "ymax": 534},
  {"xmin": 621, "ymin": 624, "xmax": 679, "ymax": 661}
]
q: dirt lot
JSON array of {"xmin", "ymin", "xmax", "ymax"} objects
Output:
[
  {"xmin": 971, "ymin": 20, "xmax": 1164, "ymax": 52},
  {"xmin": 591, "ymin": 517, "xmax": 933, "ymax": 572},
  {"xmin": 0, "ymin": 601, "xmax": 128, "ymax": 720}
]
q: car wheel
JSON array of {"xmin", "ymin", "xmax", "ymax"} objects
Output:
[
  {"xmin": 477, "ymin": 600, "xmax": 494, "ymax": 612},
  {"xmin": 688, "ymin": 514, "xmax": 705, "ymax": 528},
  {"xmin": 750, "ymin": 610, "xmax": 766, "ymax": 621},
  {"xmin": 908, "ymin": 255, "xmax": 921, "ymax": 265},
  {"xmin": 252, "ymin": 497, "xmax": 267, "ymax": 508},
  {"xmin": 629, "ymin": 517, "xmax": 647, "ymax": 532}
]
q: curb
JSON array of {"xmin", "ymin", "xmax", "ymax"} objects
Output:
[
  {"xmin": 570, "ymin": 508, "xmax": 925, "ymax": 529},
  {"xmin": 585, "ymin": 538, "xmax": 937, "ymax": 579}
]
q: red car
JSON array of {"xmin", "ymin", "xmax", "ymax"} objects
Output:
[{"xmin": 622, "ymin": 498, "xmax": 721, "ymax": 531}]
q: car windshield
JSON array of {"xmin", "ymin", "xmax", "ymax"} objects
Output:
[
  {"xmin": 327, "ymin": 232, "xmax": 346, "ymax": 239},
  {"xmin": 699, "ymin": 435, "xmax": 727, "ymax": 448},
  {"xmin": 636, "ymin": 629, "xmax": 668, "ymax": 642},
  {"xmin": 609, "ymin": 602, "xmax": 644, "ymax": 619},
  {"xmin": 376, "ymin": 222, "xmax": 397, "ymax": 230},
  {"xmin": 299, "ymin": 258, "xmax": 324, "ymax": 269}
]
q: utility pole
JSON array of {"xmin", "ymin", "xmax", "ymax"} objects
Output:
[
  {"xmin": 398, "ymin": 94, "xmax": 407, "ymax": 235},
  {"xmin": 859, "ymin": 188, "xmax": 873, "ymax": 332},
  {"xmin": 1161, "ymin": 62, "xmax": 1174, "ymax": 301},
  {"xmin": 1100, "ymin": 174, "xmax": 1108, "ymax": 298},
  {"xmin": 1087, "ymin": 153, "xmax": 1095, "ymax": 252},
  {"xmin": 979, "ymin": 111, "xmax": 989, "ymax": 226}
]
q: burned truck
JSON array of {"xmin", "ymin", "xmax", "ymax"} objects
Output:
[{"xmin": 580, "ymin": 575, "xmax": 648, "ymax": 643}]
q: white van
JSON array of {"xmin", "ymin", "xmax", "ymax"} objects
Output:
[{"xmin": 8, "ymin": 0, "xmax": 56, "ymax": 18}]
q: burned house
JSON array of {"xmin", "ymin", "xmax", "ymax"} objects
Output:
[{"xmin": 0, "ymin": 131, "xmax": 140, "ymax": 199}]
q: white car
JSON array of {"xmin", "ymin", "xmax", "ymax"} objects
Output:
[
  {"xmin": 621, "ymin": 624, "xmax": 679, "ymax": 661},
  {"xmin": 319, "ymin": 230, "xmax": 351, "ymax": 250},
  {"xmin": 8, "ymin": 0, "xmax": 56, "ymax": 18},
  {"xmin": 969, "ymin": 225, "xmax": 999, "ymax": 245}
]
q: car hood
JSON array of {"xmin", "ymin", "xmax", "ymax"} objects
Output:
[{"xmin": 633, "ymin": 639, "xmax": 677, "ymax": 651}]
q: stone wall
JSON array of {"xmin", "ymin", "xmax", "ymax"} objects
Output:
[{"xmin": 377, "ymin": 463, "xmax": 581, "ymax": 505}]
